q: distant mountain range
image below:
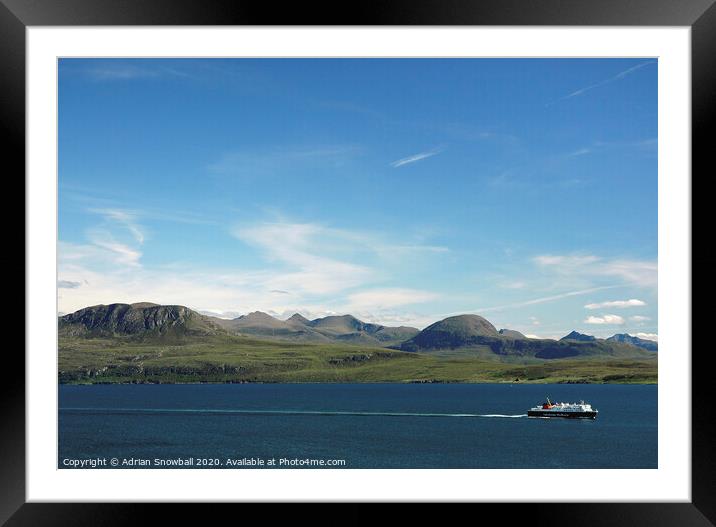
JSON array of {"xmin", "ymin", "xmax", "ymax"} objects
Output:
[
  {"xmin": 397, "ymin": 314, "xmax": 655, "ymax": 358},
  {"xmin": 205, "ymin": 311, "xmax": 419, "ymax": 347},
  {"xmin": 58, "ymin": 302, "xmax": 657, "ymax": 357}
]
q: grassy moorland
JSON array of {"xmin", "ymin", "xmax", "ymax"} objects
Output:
[{"xmin": 58, "ymin": 334, "xmax": 657, "ymax": 385}]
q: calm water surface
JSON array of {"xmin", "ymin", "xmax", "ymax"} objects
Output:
[{"xmin": 59, "ymin": 383, "xmax": 657, "ymax": 468}]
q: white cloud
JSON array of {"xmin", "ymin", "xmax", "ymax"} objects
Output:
[
  {"xmin": 57, "ymin": 218, "xmax": 449, "ymax": 325},
  {"xmin": 635, "ymin": 332, "xmax": 658, "ymax": 341},
  {"xmin": 584, "ymin": 299, "xmax": 646, "ymax": 309},
  {"xmin": 232, "ymin": 222, "xmax": 373, "ymax": 296},
  {"xmin": 629, "ymin": 315, "xmax": 651, "ymax": 322},
  {"xmin": 584, "ymin": 314, "xmax": 625, "ymax": 325},
  {"xmin": 232, "ymin": 221, "xmax": 448, "ymax": 297},
  {"xmin": 534, "ymin": 254, "xmax": 657, "ymax": 289},
  {"xmin": 525, "ymin": 334, "xmax": 541, "ymax": 339},
  {"xmin": 344, "ymin": 288, "xmax": 438, "ymax": 312},
  {"xmin": 390, "ymin": 148, "xmax": 443, "ymax": 168},
  {"xmin": 61, "ymin": 236, "xmax": 142, "ymax": 269},
  {"xmin": 87, "ymin": 231, "xmax": 142, "ymax": 267},
  {"xmin": 61, "ymin": 209, "xmax": 147, "ymax": 271}
]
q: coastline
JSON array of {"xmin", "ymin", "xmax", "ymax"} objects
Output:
[{"xmin": 59, "ymin": 378, "xmax": 658, "ymax": 386}]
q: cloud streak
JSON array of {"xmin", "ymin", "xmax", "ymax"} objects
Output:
[
  {"xmin": 550, "ymin": 60, "xmax": 656, "ymax": 104},
  {"xmin": 208, "ymin": 145, "xmax": 361, "ymax": 178},
  {"xmin": 464, "ymin": 285, "xmax": 620, "ymax": 315},
  {"xmin": 90, "ymin": 208, "xmax": 145, "ymax": 244},
  {"xmin": 390, "ymin": 148, "xmax": 443, "ymax": 168},
  {"xmin": 83, "ymin": 63, "xmax": 189, "ymax": 82}
]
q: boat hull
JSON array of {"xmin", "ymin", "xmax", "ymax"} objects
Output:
[{"xmin": 527, "ymin": 410, "xmax": 597, "ymax": 419}]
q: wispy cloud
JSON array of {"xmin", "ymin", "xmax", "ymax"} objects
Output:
[
  {"xmin": 233, "ymin": 222, "xmax": 372, "ymax": 296},
  {"xmin": 345, "ymin": 288, "xmax": 439, "ymax": 312},
  {"xmin": 60, "ymin": 207, "xmax": 147, "ymax": 273},
  {"xmin": 534, "ymin": 254, "xmax": 657, "ymax": 289},
  {"xmin": 209, "ymin": 145, "xmax": 361, "ymax": 177},
  {"xmin": 232, "ymin": 220, "xmax": 448, "ymax": 297},
  {"xmin": 58, "ymin": 212, "xmax": 449, "ymax": 325},
  {"xmin": 83, "ymin": 63, "xmax": 189, "ymax": 82},
  {"xmin": 63, "ymin": 188, "xmax": 218, "ymax": 227},
  {"xmin": 566, "ymin": 147, "xmax": 592, "ymax": 158},
  {"xmin": 550, "ymin": 60, "xmax": 656, "ymax": 104},
  {"xmin": 390, "ymin": 148, "xmax": 443, "ymax": 168},
  {"xmin": 87, "ymin": 231, "xmax": 143, "ymax": 267},
  {"xmin": 584, "ymin": 314, "xmax": 625, "ymax": 325},
  {"xmin": 635, "ymin": 332, "xmax": 658, "ymax": 341},
  {"xmin": 584, "ymin": 299, "xmax": 646, "ymax": 309},
  {"xmin": 90, "ymin": 208, "xmax": 145, "ymax": 244},
  {"xmin": 465, "ymin": 285, "xmax": 620, "ymax": 315}
]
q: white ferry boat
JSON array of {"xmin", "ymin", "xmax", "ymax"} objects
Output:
[{"xmin": 527, "ymin": 397, "xmax": 598, "ymax": 419}]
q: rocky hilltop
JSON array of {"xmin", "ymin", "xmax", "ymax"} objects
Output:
[
  {"xmin": 58, "ymin": 302, "xmax": 225, "ymax": 338},
  {"xmin": 400, "ymin": 314, "xmax": 499, "ymax": 350}
]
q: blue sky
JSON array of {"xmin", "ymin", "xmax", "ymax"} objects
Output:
[{"xmin": 58, "ymin": 58, "xmax": 657, "ymax": 339}]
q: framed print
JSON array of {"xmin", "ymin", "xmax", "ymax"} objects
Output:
[{"xmin": 5, "ymin": 0, "xmax": 713, "ymax": 523}]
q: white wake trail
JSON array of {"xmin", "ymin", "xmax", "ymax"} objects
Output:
[{"xmin": 61, "ymin": 407, "xmax": 528, "ymax": 418}]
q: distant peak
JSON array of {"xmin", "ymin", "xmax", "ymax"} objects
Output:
[
  {"xmin": 287, "ymin": 313, "xmax": 310, "ymax": 324},
  {"xmin": 560, "ymin": 330, "xmax": 596, "ymax": 342}
]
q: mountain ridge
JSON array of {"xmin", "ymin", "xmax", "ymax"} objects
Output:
[
  {"xmin": 607, "ymin": 333, "xmax": 658, "ymax": 352},
  {"xmin": 59, "ymin": 303, "xmax": 656, "ymax": 357}
]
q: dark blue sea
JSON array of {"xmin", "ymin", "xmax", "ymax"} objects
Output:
[{"xmin": 58, "ymin": 383, "xmax": 657, "ymax": 469}]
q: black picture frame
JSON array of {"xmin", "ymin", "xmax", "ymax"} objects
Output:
[{"xmin": 5, "ymin": 0, "xmax": 712, "ymax": 523}]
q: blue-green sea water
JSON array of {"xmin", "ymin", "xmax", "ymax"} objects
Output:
[{"xmin": 59, "ymin": 383, "xmax": 657, "ymax": 469}]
